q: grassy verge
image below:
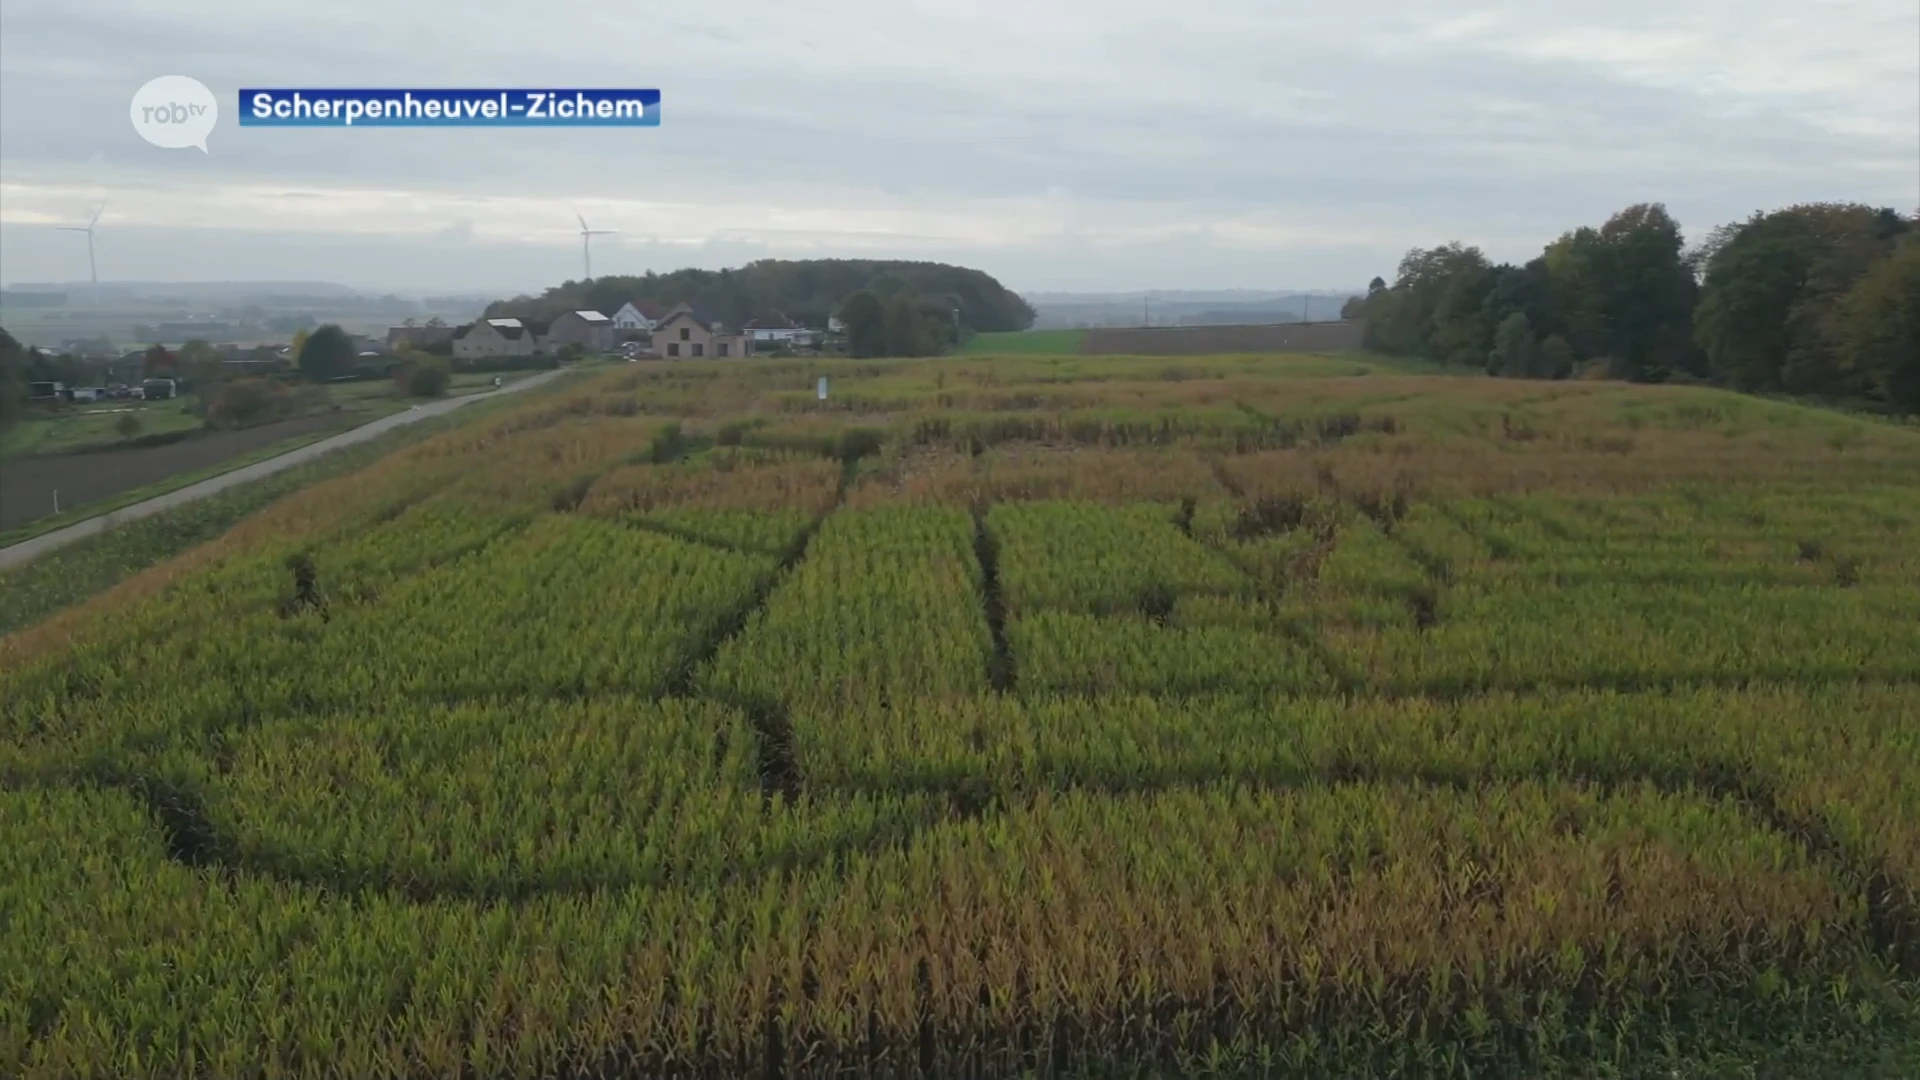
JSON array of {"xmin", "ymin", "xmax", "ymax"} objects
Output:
[
  {"xmin": 0, "ymin": 371, "xmax": 577, "ymax": 638},
  {"xmin": 0, "ymin": 395, "xmax": 207, "ymax": 458}
]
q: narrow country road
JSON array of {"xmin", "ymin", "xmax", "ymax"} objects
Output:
[{"xmin": 0, "ymin": 368, "xmax": 569, "ymax": 572}]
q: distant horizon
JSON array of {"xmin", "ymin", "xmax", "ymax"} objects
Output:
[{"xmin": 0, "ymin": 276, "xmax": 1374, "ymax": 303}]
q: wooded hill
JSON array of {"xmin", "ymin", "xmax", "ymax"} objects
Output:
[{"xmin": 484, "ymin": 259, "xmax": 1036, "ymax": 333}]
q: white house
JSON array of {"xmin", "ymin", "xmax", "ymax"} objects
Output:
[
  {"xmin": 742, "ymin": 315, "xmax": 815, "ymax": 346},
  {"xmin": 612, "ymin": 301, "xmax": 659, "ymax": 333}
]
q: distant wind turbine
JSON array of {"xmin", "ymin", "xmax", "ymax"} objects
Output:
[
  {"xmin": 55, "ymin": 203, "xmax": 105, "ymax": 304},
  {"xmin": 576, "ymin": 210, "xmax": 616, "ymax": 281}
]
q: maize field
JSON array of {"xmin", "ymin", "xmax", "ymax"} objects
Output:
[{"xmin": 3, "ymin": 353, "xmax": 1919, "ymax": 1077}]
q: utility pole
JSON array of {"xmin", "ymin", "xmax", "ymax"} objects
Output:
[{"xmin": 1143, "ymin": 294, "xmax": 1150, "ymax": 327}]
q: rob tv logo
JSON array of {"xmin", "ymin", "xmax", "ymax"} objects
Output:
[{"xmin": 130, "ymin": 75, "xmax": 219, "ymax": 152}]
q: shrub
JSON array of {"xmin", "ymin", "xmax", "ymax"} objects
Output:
[
  {"xmin": 1535, "ymin": 335, "xmax": 1577, "ymax": 380},
  {"xmin": 205, "ymin": 377, "xmax": 291, "ymax": 429},
  {"xmin": 113, "ymin": 413, "xmax": 142, "ymax": 440},
  {"xmin": 396, "ymin": 354, "xmax": 452, "ymax": 398}
]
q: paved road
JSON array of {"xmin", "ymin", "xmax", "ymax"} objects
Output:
[{"xmin": 0, "ymin": 369, "xmax": 568, "ymax": 572}]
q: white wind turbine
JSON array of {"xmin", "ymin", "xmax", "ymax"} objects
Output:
[
  {"xmin": 55, "ymin": 202, "xmax": 106, "ymax": 304},
  {"xmin": 576, "ymin": 210, "xmax": 616, "ymax": 281}
]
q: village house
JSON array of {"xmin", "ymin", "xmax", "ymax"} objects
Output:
[
  {"xmin": 386, "ymin": 324, "xmax": 458, "ymax": 352},
  {"xmin": 611, "ymin": 301, "xmax": 660, "ymax": 334},
  {"xmin": 742, "ymin": 314, "xmax": 815, "ymax": 347},
  {"xmin": 651, "ymin": 303, "xmax": 752, "ymax": 359},
  {"xmin": 539, "ymin": 310, "xmax": 615, "ymax": 353},
  {"xmin": 452, "ymin": 318, "xmax": 535, "ymax": 359}
]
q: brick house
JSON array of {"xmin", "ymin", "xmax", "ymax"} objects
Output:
[{"xmin": 651, "ymin": 303, "xmax": 752, "ymax": 359}]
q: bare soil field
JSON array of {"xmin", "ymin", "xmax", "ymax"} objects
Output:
[
  {"xmin": 0, "ymin": 411, "xmax": 357, "ymax": 531},
  {"xmin": 1083, "ymin": 320, "xmax": 1366, "ymax": 355}
]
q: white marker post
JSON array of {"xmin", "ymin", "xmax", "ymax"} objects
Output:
[{"xmin": 817, "ymin": 376, "xmax": 828, "ymax": 401}]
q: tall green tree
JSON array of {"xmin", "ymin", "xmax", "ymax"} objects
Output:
[
  {"xmin": 1694, "ymin": 204, "xmax": 1907, "ymax": 395},
  {"xmin": 297, "ymin": 324, "xmax": 356, "ymax": 382},
  {"xmin": 1428, "ymin": 262, "xmax": 1501, "ymax": 368},
  {"xmin": 1693, "ymin": 212, "xmax": 1816, "ymax": 391},
  {"xmin": 1833, "ymin": 240, "xmax": 1920, "ymax": 410},
  {"xmin": 1594, "ymin": 204, "xmax": 1700, "ymax": 380},
  {"xmin": 1487, "ymin": 312, "xmax": 1536, "ymax": 377},
  {"xmin": 1540, "ymin": 227, "xmax": 1611, "ymax": 363},
  {"xmin": 839, "ymin": 291, "xmax": 887, "ymax": 358},
  {"xmin": 1531, "ymin": 206, "xmax": 1700, "ymax": 380},
  {"xmin": 883, "ymin": 295, "xmax": 938, "ymax": 356},
  {"xmin": 1370, "ymin": 243, "xmax": 1490, "ymax": 357}
]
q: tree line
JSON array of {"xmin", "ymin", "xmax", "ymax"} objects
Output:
[
  {"xmin": 485, "ymin": 257, "xmax": 1037, "ymax": 336},
  {"xmin": 0, "ymin": 323, "xmax": 453, "ymax": 445},
  {"xmin": 1346, "ymin": 202, "xmax": 1919, "ymax": 410}
]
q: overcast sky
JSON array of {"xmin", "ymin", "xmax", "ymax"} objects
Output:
[{"xmin": 1, "ymin": 0, "xmax": 1915, "ymax": 295}]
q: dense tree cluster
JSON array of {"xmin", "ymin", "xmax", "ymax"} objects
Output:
[
  {"xmin": 837, "ymin": 273, "xmax": 964, "ymax": 359},
  {"xmin": 296, "ymin": 324, "xmax": 357, "ymax": 383},
  {"xmin": 1356, "ymin": 202, "xmax": 1918, "ymax": 409},
  {"xmin": 485, "ymin": 258, "xmax": 1035, "ymax": 335}
]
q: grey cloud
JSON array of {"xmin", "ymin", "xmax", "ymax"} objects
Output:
[{"xmin": 2, "ymin": 0, "xmax": 1914, "ymax": 292}]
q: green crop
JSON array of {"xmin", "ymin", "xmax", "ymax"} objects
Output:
[{"xmin": 4, "ymin": 355, "xmax": 1919, "ymax": 1078}]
